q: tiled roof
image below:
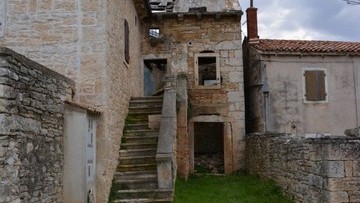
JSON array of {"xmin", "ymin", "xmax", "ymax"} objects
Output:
[{"xmin": 251, "ymin": 39, "xmax": 360, "ymax": 55}]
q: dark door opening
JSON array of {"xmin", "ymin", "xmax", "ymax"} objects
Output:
[
  {"xmin": 144, "ymin": 59, "xmax": 167, "ymax": 96},
  {"xmin": 194, "ymin": 122, "xmax": 224, "ymax": 174}
]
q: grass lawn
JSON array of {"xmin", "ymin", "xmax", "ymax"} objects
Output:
[{"xmin": 174, "ymin": 173, "xmax": 293, "ymax": 203}]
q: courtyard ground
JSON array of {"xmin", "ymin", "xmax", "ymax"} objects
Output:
[{"xmin": 174, "ymin": 173, "xmax": 293, "ymax": 203}]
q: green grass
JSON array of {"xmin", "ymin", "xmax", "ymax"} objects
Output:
[{"xmin": 174, "ymin": 173, "xmax": 293, "ymax": 203}]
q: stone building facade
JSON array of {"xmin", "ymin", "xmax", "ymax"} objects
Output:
[
  {"xmin": 0, "ymin": 0, "xmax": 144, "ymax": 202},
  {"xmin": 243, "ymin": 6, "xmax": 360, "ymax": 136},
  {"xmin": 0, "ymin": 47, "xmax": 74, "ymax": 203},
  {"xmin": 141, "ymin": 2, "xmax": 245, "ymax": 177},
  {"xmin": 0, "ymin": 0, "xmax": 246, "ymax": 202}
]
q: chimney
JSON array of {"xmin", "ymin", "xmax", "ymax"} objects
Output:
[{"xmin": 246, "ymin": 0, "xmax": 259, "ymax": 43}]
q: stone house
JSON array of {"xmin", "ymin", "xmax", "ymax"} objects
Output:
[
  {"xmin": 141, "ymin": 0, "xmax": 245, "ymax": 177},
  {"xmin": 243, "ymin": 5, "xmax": 360, "ymax": 203},
  {"xmin": 243, "ymin": 5, "xmax": 360, "ymax": 136},
  {"xmin": 0, "ymin": 0, "xmax": 245, "ymax": 202}
]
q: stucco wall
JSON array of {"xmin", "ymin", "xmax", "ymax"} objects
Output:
[
  {"xmin": 0, "ymin": 48, "xmax": 74, "ymax": 203},
  {"xmin": 245, "ymin": 52, "xmax": 360, "ymax": 136},
  {"xmin": 246, "ymin": 133, "xmax": 360, "ymax": 203},
  {"xmin": 0, "ymin": 1, "xmax": 144, "ymax": 202},
  {"xmin": 142, "ymin": 14, "xmax": 245, "ymax": 174}
]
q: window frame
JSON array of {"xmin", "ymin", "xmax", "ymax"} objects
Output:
[
  {"xmin": 302, "ymin": 68, "xmax": 328, "ymax": 103},
  {"xmin": 194, "ymin": 53, "xmax": 220, "ymax": 89}
]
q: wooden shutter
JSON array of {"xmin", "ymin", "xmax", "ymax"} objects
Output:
[
  {"xmin": 304, "ymin": 70, "xmax": 326, "ymax": 101},
  {"xmin": 124, "ymin": 20, "xmax": 130, "ymax": 63}
]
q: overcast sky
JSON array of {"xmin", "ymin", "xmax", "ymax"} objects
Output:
[{"xmin": 239, "ymin": 0, "xmax": 360, "ymax": 42}]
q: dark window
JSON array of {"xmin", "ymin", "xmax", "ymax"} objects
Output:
[
  {"xmin": 304, "ymin": 70, "xmax": 327, "ymax": 101},
  {"xmin": 124, "ymin": 19, "xmax": 130, "ymax": 63},
  {"xmin": 149, "ymin": 28, "xmax": 160, "ymax": 38}
]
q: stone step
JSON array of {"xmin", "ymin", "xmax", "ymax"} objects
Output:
[
  {"xmin": 119, "ymin": 148, "xmax": 157, "ymax": 157},
  {"xmin": 122, "ymin": 135, "xmax": 158, "ymax": 144},
  {"xmin": 113, "ymin": 198, "xmax": 172, "ymax": 203},
  {"xmin": 113, "ymin": 173, "xmax": 158, "ymax": 190},
  {"xmin": 113, "ymin": 180, "xmax": 158, "ymax": 190},
  {"xmin": 119, "ymin": 155, "xmax": 156, "ymax": 165},
  {"xmin": 129, "ymin": 101, "xmax": 163, "ymax": 108},
  {"xmin": 126, "ymin": 115, "xmax": 149, "ymax": 123},
  {"xmin": 125, "ymin": 123, "xmax": 150, "ymax": 130},
  {"xmin": 128, "ymin": 106, "xmax": 162, "ymax": 115},
  {"xmin": 124, "ymin": 130, "xmax": 158, "ymax": 137},
  {"xmin": 112, "ymin": 189, "xmax": 173, "ymax": 200},
  {"xmin": 117, "ymin": 163, "xmax": 157, "ymax": 172},
  {"xmin": 131, "ymin": 96, "xmax": 163, "ymax": 101},
  {"xmin": 115, "ymin": 170, "xmax": 157, "ymax": 179},
  {"xmin": 120, "ymin": 142, "xmax": 157, "ymax": 150}
]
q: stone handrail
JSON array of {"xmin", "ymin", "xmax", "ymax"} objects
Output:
[{"xmin": 156, "ymin": 75, "xmax": 177, "ymax": 189}]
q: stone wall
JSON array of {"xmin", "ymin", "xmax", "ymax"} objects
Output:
[
  {"xmin": 142, "ymin": 14, "xmax": 245, "ymax": 175},
  {"xmin": 0, "ymin": 47, "xmax": 74, "ymax": 203},
  {"xmin": 246, "ymin": 133, "xmax": 360, "ymax": 203}
]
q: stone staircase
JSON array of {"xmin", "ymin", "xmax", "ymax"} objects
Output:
[{"xmin": 109, "ymin": 96, "xmax": 173, "ymax": 203}]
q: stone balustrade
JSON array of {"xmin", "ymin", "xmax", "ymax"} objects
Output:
[{"xmin": 156, "ymin": 75, "xmax": 177, "ymax": 190}]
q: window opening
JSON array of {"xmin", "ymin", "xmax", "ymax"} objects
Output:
[
  {"xmin": 124, "ymin": 19, "xmax": 130, "ymax": 63},
  {"xmin": 149, "ymin": 28, "xmax": 160, "ymax": 38},
  {"xmin": 303, "ymin": 69, "xmax": 327, "ymax": 102},
  {"xmin": 195, "ymin": 53, "xmax": 220, "ymax": 87}
]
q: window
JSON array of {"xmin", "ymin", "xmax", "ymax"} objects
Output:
[
  {"xmin": 194, "ymin": 53, "xmax": 220, "ymax": 87},
  {"xmin": 303, "ymin": 69, "xmax": 327, "ymax": 102},
  {"xmin": 124, "ymin": 19, "xmax": 130, "ymax": 63},
  {"xmin": 149, "ymin": 28, "xmax": 160, "ymax": 38}
]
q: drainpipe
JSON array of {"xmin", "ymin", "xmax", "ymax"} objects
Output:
[
  {"xmin": 261, "ymin": 80, "xmax": 269, "ymax": 132},
  {"xmin": 352, "ymin": 58, "xmax": 359, "ymax": 135},
  {"xmin": 260, "ymin": 62, "xmax": 269, "ymax": 132}
]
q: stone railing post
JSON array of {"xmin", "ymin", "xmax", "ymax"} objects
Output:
[
  {"xmin": 156, "ymin": 75, "xmax": 177, "ymax": 189},
  {"xmin": 175, "ymin": 73, "xmax": 189, "ymax": 179}
]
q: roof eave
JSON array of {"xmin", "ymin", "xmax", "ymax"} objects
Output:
[
  {"xmin": 150, "ymin": 10, "xmax": 243, "ymax": 20},
  {"xmin": 254, "ymin": 50, "xmax": 360, "ymax": 57}
]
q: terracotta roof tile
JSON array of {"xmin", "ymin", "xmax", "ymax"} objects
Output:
[{"xmin": 251, "ymin": 39, "xmax": 360, "ymax": 54}]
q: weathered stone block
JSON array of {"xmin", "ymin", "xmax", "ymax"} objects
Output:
[
  {"xmin": 327, "ymin": 178, "xmax": 360, "ymax": 191},
  {"xmin": 324, "ymin": 161, "xmax": 345, "ymax": 178},
  {"xmin": 349, "ymin": 191, "xmax": 360, "ymax": 202},
  {"xmin": 158, "ymin": 118, "xmax": 176, "ymax": 154},
  {"xmin": 157, "ymin": 158, "xmax": 173, "ymax": 189},
  {"xmin": 325, "ymin": 191, "xmax": 349, "ymax": 203},
  {"xmin": 227, "ymin": 91, "xmax": 243, "ymax": 102},
  {"xmin": 353, "ymin": 161, "xmax": 360, "ymax": 177},
  {"xmin": 215, "ymin": 40, "xmax": 241, "ymax": 50},
  {"xmin": 345, "ymin": 161, "xmax": 353, "ymax": 177},
  {"xmin": 229, "ymin": 71, "xmax": 242, "ymax": 83},
  {"xmin": 309, "ymin": 174, "xmax": 324, "ymax": 188}
]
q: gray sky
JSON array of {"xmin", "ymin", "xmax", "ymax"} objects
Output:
[{"xmin": 239, "ymin": 0, "xmax": 360, "ymax": 41}]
